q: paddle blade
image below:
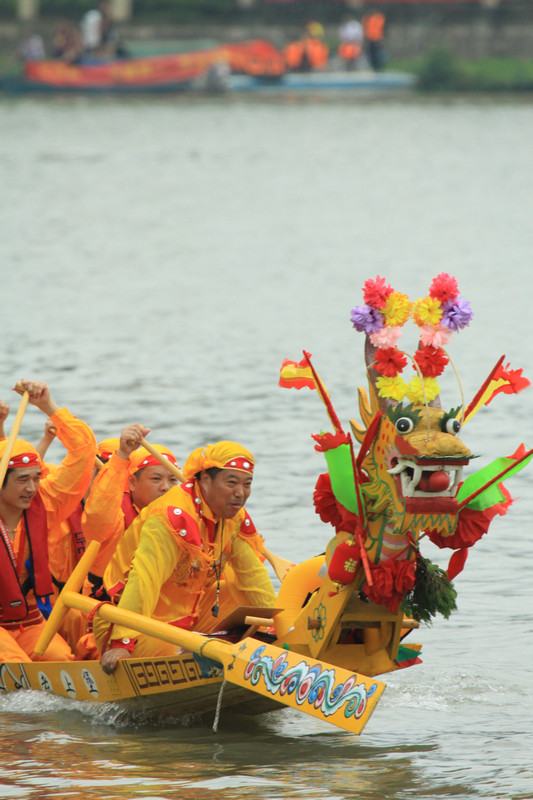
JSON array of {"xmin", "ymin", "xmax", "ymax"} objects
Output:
[{"xmin": 220, "ymin": 638, "xmax": 385, "ymax": 735}]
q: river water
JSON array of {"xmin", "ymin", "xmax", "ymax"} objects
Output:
[{"xmin": 1, "ymin": 92, "xmax": 533, "ymax": 800}]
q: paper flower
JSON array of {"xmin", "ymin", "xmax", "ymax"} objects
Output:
[
  {"xmin": 429, "ymin": 273, "xmax": 459, "ymax": 304},
  {"xmin": 414, "ymin": 346, "xmax": 449, "ymax": 378},
  {"xmin": 376, "ymin": 375, "xmax": 408, "ymax": 401},
  {"xmin": 412, "ymin": 296, "xmax": 444, "ymax": 328},
  {"xmin": 350, "ymin": 305, "xmax": 384, "ymax": 334},
  {"xmin": 369, "ymin": 326, "xmax": 403, "ymax": 348},
  {"xmin": 382, "ymin": 291, "xmax": 411, "ymax": 327},
  {"xmin": 351, "ymin": 275, "xmax": 472, "ymax": 406},
  {"xmin": 419, "ymin": 324, "xmax": 452, "ymax": 348},
  {"xmin": 374, "ymin": 347, "xmax": 408, "ymax": 378},
  {"xmin": 440, "ymin": 297, "xmax": 473, "ymax": 331},
  {"xmin": 363, "ymin": 275, "xmax": 393, "ymax": 308},
  {"xmin": 405, "ymin": 376, "xmax": 440, "ymax": 404}
]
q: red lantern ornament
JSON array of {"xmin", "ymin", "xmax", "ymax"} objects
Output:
[{"xmin": 328, "ymin": 538, "xmax": 361, "ymax": 586}]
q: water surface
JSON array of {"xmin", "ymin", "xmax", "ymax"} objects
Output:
[{"xmin": 1, "ymin": 93, "xmax": 532, "ymax": 800}]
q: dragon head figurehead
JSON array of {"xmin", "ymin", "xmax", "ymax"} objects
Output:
[
  {"xmin": 350, "ymin": 276, "xmax": 476, "ymax": 539},
  {"xmin": 353, "ymin": 386, "xmax": 473, "ymax": 538}
]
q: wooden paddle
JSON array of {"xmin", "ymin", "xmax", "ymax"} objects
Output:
[
  {"xmin": 32, "ymin": 540, "xmax": 102, "ymax": 658},
  {"xmin": 260, "ymin": 545, "xmax": 295, "ymax": 582},
  {"xmin": 56, "ymin": 588, "xmax": 386, "ymax": 735},
  {"xmin": 0, "ymin": 388, "xmax": 30, "ymax": 487},
  {"xmin": 140, "ymin": 437, "xmax": 185, "ymax": 481}
]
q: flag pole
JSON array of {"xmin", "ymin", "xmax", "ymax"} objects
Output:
[{"xmin": 457, "ymin": 447, "xmax": 533, "ymax": 510}]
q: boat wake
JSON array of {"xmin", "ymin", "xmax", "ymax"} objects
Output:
[{"xmin": 0, "ymin": 687, "xmax": 215, "ymax": 729}]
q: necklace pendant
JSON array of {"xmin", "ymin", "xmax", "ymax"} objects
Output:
[{"xmin": 211, "ymin": 604, "xmax": 219, "ymax": 617}]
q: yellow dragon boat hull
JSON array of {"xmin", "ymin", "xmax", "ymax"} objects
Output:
[{"xmin": 0, "ymin": 652, "xmax": 279, "ymax": 721}]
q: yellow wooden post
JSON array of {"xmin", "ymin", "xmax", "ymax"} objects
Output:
[
  {"xmin": 0, "ymin": 390, "xmax": 29, "ymax": 487},
  {"xmin": 32, "ymin": 541, "xmax": 101, "ymax": 658}
]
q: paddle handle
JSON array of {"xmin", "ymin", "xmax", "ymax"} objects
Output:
[
  {"xmin": 244, "ymin": 615, "xmax": 275, "ymax": 627},
  {"xmin": 32, "ymin": 540, "xmax": 101, "ymax": 658},
  {"xmin": 58, "ymin": 590, "xmax": 234, "ymax": 664},
  {"xmin": 0, "ymin": 390, "xmax": 30, "ymax": 487},
  {"xmin": 140, "ymin": 438, "xmax": 185, "ymax": 482}
]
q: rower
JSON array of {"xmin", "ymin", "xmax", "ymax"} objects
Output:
[
  {"xmin": 0, "ymin": 379, "xmax": 96, "ymax": 663},
  {"xmin": 97, "ymin": 441, "xmax": 276, "ymax": 673},
  {"xmin": 81, "ymin": 424, "xmax": 180, "ymax": 597}
]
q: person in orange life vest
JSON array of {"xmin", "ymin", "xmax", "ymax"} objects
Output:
[
  {"xmin": 0, "ymin": 379, "xmax": 96, "ymax": 662},
  {"xmin": 2, "ymin": 408, "xmax": 96, "ymax": 658},
  {"xmin": 284, "ymin": 20, "xmax": 328, "ymax": 73},
  {"xmin": 362, "ymin": 10, "xmax": 386, "ymax": 71},
  {"xmin": 82, "ymin": 424, "xmax": 180, "ymax": 596},
  {"xmin": 337, "ymin": 16, "xmax": 363, "ymax": 70},
  {"xmin": 97, "ymin": 441, "xmax": 276, "ymax": 674}
]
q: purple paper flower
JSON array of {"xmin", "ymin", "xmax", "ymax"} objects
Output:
[
  {"xmin": 440, "ymin": 296, "xmax": 474, "ymax": 331},
  {"xmin": 350, "ymin": 305, "xmax": 384, "ymax": 334}
]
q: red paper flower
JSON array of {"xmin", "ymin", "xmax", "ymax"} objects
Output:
[
  {"xmin": 313, "ymin": 472, "xmax": 360, "ymax": 532},
  {"xmin": 313, "ymin": 473, "xmax": 344, "ymax": 527},
  {"xmin": 312, "ymin": 430, "xmax": 350, "ymax": 453},
  {"xmin": 364, "ymin": 560, "xmax": 398, "ymax": 611},
  {"xmin": 428, "ymin": 273, "xmax": 459, "ymax": 303},
  {"xmin": 414, "ymin": 345, "xmax": 449, "ymax": 378},
  {"xmin": 363, "ymin": 276, "xmax": 394, "ymax": 309},
  {"xmin": 374, "ymin": 347, "xmax": 408, "ymax": 377},
  {"xmin": 363, "ymin": 558, "xmax": 416, "ymax": 612},
  {"xmin": 393, "ymin": 558, "xmax": 416, "ymax": 595}
]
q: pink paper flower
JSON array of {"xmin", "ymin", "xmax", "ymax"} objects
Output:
[
  {"xmin": 369, "ymin": 326, "xmax": 403, "ymax": 348},
  {"xmin": 419, "ymin": 324, "xmax": 452, "ymax": 348}
]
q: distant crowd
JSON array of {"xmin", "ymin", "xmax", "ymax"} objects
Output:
[
  {"xmin": 285, "ymin": 12, "xmax": 387, "ymax": 73},
  {"xmin": 18, "ymin": 0, "xmax": 127, "ymax": 65},
  {"xmin": 17, "ymin": 4, "xmax": 387, "ymax": 73}
]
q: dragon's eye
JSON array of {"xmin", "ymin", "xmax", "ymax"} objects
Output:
[
  {"xmin": 395, "ymin": 417, "xmax": 415, "ymax": 434},
  {"xmin": 440, "ymin": 407, "xmax": 462, "ymax": 436},
  {"xmin": 443, "ymin": 417, "xmax": 461, "ymax": 435}
]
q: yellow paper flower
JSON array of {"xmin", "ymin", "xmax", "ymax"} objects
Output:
[
  {"xmin": 382, "ymin": 291, "xmax": 411, "ymax": 327},
  {"xmin": 405, "ymin": 376, "xmax": 440, "ymax": 404},
  {"xmin": 376, "ymin": 376, "xmax": 408, "ymax": 401},
  {"xmin": 412, "ymin": 296, "xmax": 443, "ymax": 327}
]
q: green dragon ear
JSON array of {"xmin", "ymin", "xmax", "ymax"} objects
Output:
[{"xmin": 321, "ymin": 442, "xmax": 360, "ymax": 514}]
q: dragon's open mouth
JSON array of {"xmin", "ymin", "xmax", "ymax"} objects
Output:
[{"xmin": 388, "ymin": 458, "xmax": 466, "ymax": 499}]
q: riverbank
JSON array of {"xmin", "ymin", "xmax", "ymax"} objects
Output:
[
  {"xmin": 3, "ymin": 2, "xmax": 533, "ymax": 94},
  {"xmin": 392, "ymin": 51, "xmax": 533, "ymax": 91}
]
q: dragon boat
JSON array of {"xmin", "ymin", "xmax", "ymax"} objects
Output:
[
  {"xmin": 1, "ymin": 274, "xmax": 530, "ymax": 736},
  {"xmin": 1, "ymin": 39, "xmax": 284, "ymax": 95}
]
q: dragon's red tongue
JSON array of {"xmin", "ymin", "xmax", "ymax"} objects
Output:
[{"xmin": 418, "ymin": 471, "xmax": 450, "ymax": 492}]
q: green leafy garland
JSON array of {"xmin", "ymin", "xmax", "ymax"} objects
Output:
[{"xmin": 401, "ymin": 555, "xmax": 457, "ymax": 623}]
